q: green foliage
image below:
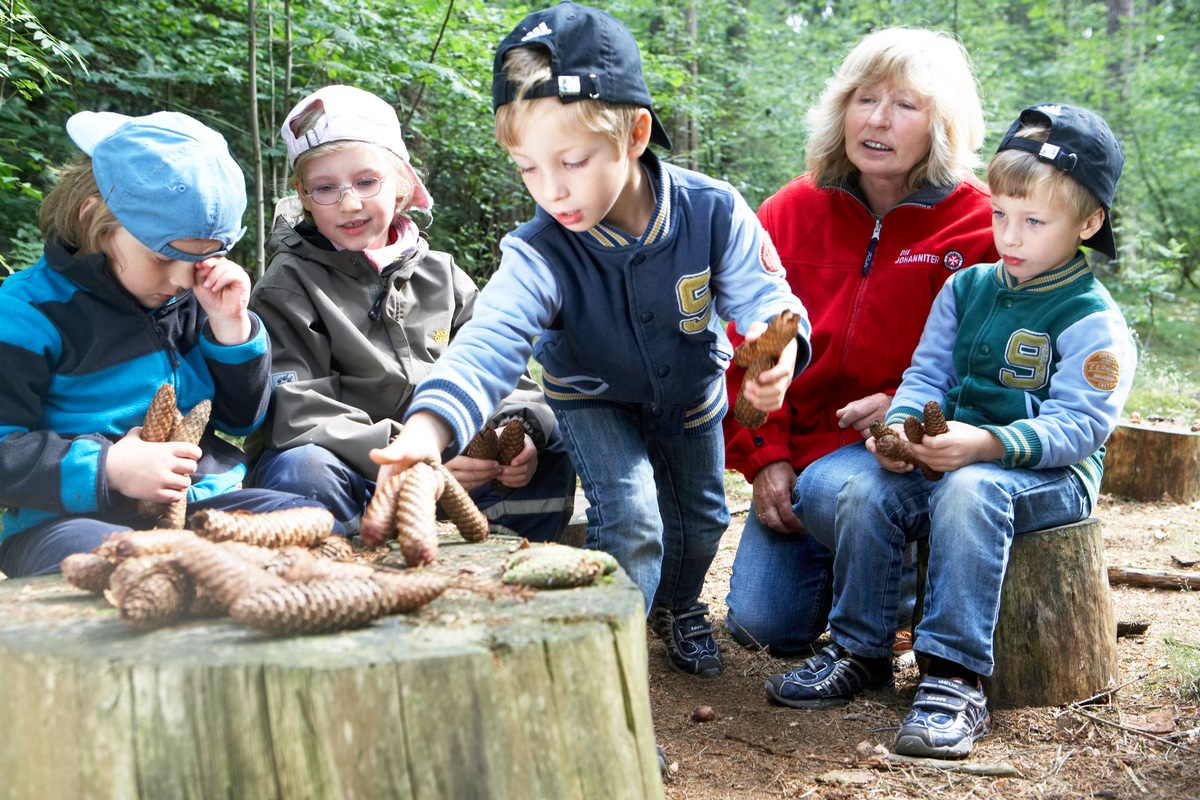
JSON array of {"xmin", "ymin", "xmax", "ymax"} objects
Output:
[{"xmin": 1, "ymin": 0, "xmax": 1199, "ymax": 292}]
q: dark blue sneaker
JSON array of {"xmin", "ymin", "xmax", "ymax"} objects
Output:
[
  {"xmin": 893, "ymin": 676, "xmax": 992, "ymax": 759},
  {"xmin": 650, "ymin": 603, "xmax": 725, "ymax": 677},
  {"xmin": 764, "ymin": 643, "xmax": 892, "ymax": 708}
]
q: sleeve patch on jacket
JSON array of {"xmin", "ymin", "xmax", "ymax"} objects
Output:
[
  {"xmin": 271, "ymin": 371, "xmax": 298, "ymax": 388},
  {"xmin": 760, "ymin": 232, "xmax": 784, "ymax": 275},
  {"xmin": 1082, "ymin": 350, "xmax": 1121, "ymax": 391}
]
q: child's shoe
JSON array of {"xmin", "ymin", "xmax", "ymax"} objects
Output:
[
  {"xmin": 764, "ymin": 642, "xmax": 892, "ymax": 708},
  {"xmin": 650, "ymin": 603, "xmax": 725, "ymax": 677},
  {"xmin": 892, "ymin": 676, "xmax": 992, "ymax": 759}
]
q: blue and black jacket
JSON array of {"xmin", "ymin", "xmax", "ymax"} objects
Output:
[{"xmin": 0, "ymin": 238, "xmax": 271, "ymax": 540}]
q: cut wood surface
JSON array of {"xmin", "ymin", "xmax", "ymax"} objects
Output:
[
  {"xmin": 0, "ymin": 538, "xmax": 663, "ymax": 800},
  {"xmin": 1101, "ymin": 421, "xmax": 1200, "ymax": 502},
  {"xmin": 1108, "ymin": 564, "xmax": 1200, "ymax": 591}
]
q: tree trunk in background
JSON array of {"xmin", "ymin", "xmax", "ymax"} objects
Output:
[{"xmin": 248, "ymin": 0, "xmax": 265, "ymax": 277}]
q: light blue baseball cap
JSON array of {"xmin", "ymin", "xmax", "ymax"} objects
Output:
[{"xmin": 66, "ymin": 110, "xmax": 248, "ymax": 261}]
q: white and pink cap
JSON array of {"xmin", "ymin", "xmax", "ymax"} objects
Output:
[{"xmin": 281, "ymin": 85, "xmax": 433, "ymax": 211}]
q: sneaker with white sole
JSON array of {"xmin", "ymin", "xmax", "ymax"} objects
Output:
[
  {"xmin": 764, "ymin": 642, "xmax": 892, "ymax": 708},
  {"xmin": 650, "ymin": 602, "xmax": 725, "ymax": 677},
  {"xmin": 893, "ymin": 676, "xmax": 992, "ymax": 759}
]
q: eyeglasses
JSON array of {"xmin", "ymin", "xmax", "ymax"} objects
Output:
[{"xmin": 303, "ymin": 176, "xmax": 387, "ymax": 206}]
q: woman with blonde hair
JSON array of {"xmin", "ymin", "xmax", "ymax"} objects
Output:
[{"xmin": 724, "ymin": 27, "xmax": 998, "ymax": 656}]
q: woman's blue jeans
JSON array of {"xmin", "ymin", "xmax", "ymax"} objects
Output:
[
  {"xmin": 555, "ymin": 402, "xmax": 729, "ymax": 615},
  {"xmin": 810, "ymin": 449, "xmax": 1091, "ymax": 677}
]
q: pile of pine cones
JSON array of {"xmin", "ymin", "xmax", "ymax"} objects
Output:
[
  {"xmin": 62, "ymin": 506, "xmax": 449, "ymax": 635},
  {"xmin": 870, "ymin": 400, "xmax": 951, "ymax": 481}
]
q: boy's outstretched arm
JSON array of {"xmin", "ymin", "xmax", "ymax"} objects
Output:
[{"xmin": 370, "ymin": 411, "xmax": 453, "ymax": 485}]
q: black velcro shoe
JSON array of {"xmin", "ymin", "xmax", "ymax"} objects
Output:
[{"xmin": 764, "ymin": 643, "xmax": 892, "ymax": 708}]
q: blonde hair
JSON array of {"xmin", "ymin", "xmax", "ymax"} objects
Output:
[
  {"xmin": 288, "ymin": 105, "xmax": 417, "ymax": 223},
  {"xmin": 987, "ymin": 124, "xmax": 1102, "ymax": 224},
  {"xmin": 494, "ymin": 46, "xmax": 641, "ymax": 153},
  {"xmin": 38, "ymin": 156, "xmax": 122, "ymax": 255},
  {"xmin": 806, "ymin": 28, "xmax": 985, "ymax": 191}
]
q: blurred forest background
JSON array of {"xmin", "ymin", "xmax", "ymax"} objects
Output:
[{"xmin": 3, "ymin": 0, "xmax": 1198, "ymax": 416}]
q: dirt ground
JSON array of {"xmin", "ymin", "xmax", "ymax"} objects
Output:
[{"xmin": 646, "ymin": 489, "xmax": 1200, "ymax": 800}]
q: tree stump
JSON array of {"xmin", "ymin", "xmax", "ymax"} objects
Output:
[
  {"xmin": 0, "ymin": 540, "xmax": 663, "ymax": 800},
  {"xmin": 1101, "ymin": 421, "xmax": 1200, "ymax": 502},
  {"xmin": 915, "ymin": 518, "xmax": 1117, "ymax": 709}
]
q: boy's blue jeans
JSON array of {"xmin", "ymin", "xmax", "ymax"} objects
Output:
[
  {"xmin": 554, "ymin": 402, "xmax": 729, "ymax": 615},
  {"xmin": 252, "ymin": 429, "xmax": 576, "ymax": 543},
  {"xmin": 726, "ymin": 442, "xmax": 917, "ymax": 656},
  {"xmin": 808, "ymin": 446, "xmax": 1091, "ymax": 677}
]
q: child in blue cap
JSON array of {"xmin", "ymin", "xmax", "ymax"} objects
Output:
[
  {"xmin": 762, "ymin": 104, "xmax": 1136, "ymax": 758},
  {"xmin": 0, "ymin": 110, "xmax": 339, "ymax": 577},
  {"xmin": 372, "ymin": 2, "xmax": 812, "ymax": 679}
]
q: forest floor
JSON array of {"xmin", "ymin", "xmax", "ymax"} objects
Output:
[{"xmin": 645, "ymin": 485, "xmax": 1200, "ymax": 800}]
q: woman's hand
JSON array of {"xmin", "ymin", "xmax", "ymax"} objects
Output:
[{"xmin": 751, "ymin": 460, "xmax": 805, "ymax": 533}]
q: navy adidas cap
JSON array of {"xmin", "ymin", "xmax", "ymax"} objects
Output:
[
  {"xmin": 997, "ymin": 103, "xmax": 1124, "ymax": 258},
  {"xmin": 492, "ymin": 1, "xmax": 672, "ymax": 149}
]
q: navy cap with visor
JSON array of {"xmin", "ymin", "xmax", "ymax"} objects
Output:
[
  {"xmin": 492, "ymin": 1, "xmax": 672, "ymax": 150},
  {"xmin": 996, "ymin": 103, "xmax": 1124, "ymax": 259}
]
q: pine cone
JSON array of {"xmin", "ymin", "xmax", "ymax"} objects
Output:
[
  {"xmin": 903, "ymin": 415, "xmax": 926, "ymax": 445},
  {"xmin": 394, "ymin": 462, "xmax": 439, "ymax": 567},
  {"xmin": 874, "ymin": 431, "xmax": 943, "ymax": 482},
  {"xmin": 923, "ymin": 401, "xmax": 950, "ymax": 436},
  {"xmin": 230, "ymin": 578, "xmax": 391, "ymax": 635},
  {"xmin": 173, "ymin": 400, "xmax": 211, "ymax": 445},
  {"xmin": 310, "ymin": 535, "xmax": 355, "ymax": 561},
  {"xmin": 869, "ymin": 420, "xmax": 894, "ymax": 441},
  {"xmin": 105, "ymin": 553, "xmax": 177, "ymax": 607},
  {"xmin": 190, "ymin": 507, "xmax": 335, "ymax": 548},
  {"xmin": 731, "ymin": 311, "xmax": 801, "ymax": 430},
  {"xmin": 496, "ymin": 419, "xmax": 526, "ymax": 465},
  {"xmin": 436, "ymin": 464, "xmax": 490, "ymax": 543},
  {"xmin": 109, "ymin": 529, "xmax": 197, "ymax": 561},
  {"xmin": 141, "ymin": 384, "xmax": 177, "ymax": 444},
  {"xmin": 732, "ymin": 358, "xmax": 773, "ymax": 429},
  {"xmin": 118, "ymin": 562, "xmax": 193, "ymax": 630},
  {"xmin": 61, "ymin": 553, "xmax": 116, "ymax": 595},
  {"xmin": 491, "ymin": 418, "xmax": 528, "ymax": 491},
  {"xmin": 369, "ymin": 571, "xmax": 450, "ymax": 613},
  {"xmin": 172, "ymin": 537, "xmax": 286, "ymax": 613},
  {"xmin": 463, "ymin": 426, "xmax": 500, "ymax": 460},
  {"xmin": 361, "ymin": 472, "xmax": 406, "ymax": 547}
]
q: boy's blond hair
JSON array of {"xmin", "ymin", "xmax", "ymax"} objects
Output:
[
  {"xmin": 805, "ymin": 28, "xmax": 985, "ymax": 191},
  {"xmin": 987, "ymin": 124, "xmax": 1102, "ymax": 225},
  {"xmin": 38, "ymin": 156, "xmax": 121, "ymax": 255},
  {"xmin": 494, "ymin": 46, "xmax": 641, "ymax": 154}
]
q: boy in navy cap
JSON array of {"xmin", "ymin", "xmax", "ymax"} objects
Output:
[
  {"xmin": 0, "ymin": 110, "xmax": 338, "ymax": 577},
  {"xmin": 372, "ymin": 1, "xmax": 812, "ymax": 678},
  {"xmin": 760, "ymin": 103, "xmax": 1136, "ymax": 758}
]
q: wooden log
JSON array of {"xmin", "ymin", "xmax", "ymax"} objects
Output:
[
  {"xmin": 983, "ymin": 518, "xmax": 1118, "ymax": 709},
  {"xmin": 915, "ymin": 519, "xmax": 1118, "ymax": 709},
  {"xmin": 0, "ymin": 540, "xmax": 663, "ymax": 800},
  {"xmin": 1108, "ymin": 565, "xmax": 1200, "ymax": 591},
  {"xmin": 1101, "ymin": 422, "xmax": 1200, "ymax": 502}
]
